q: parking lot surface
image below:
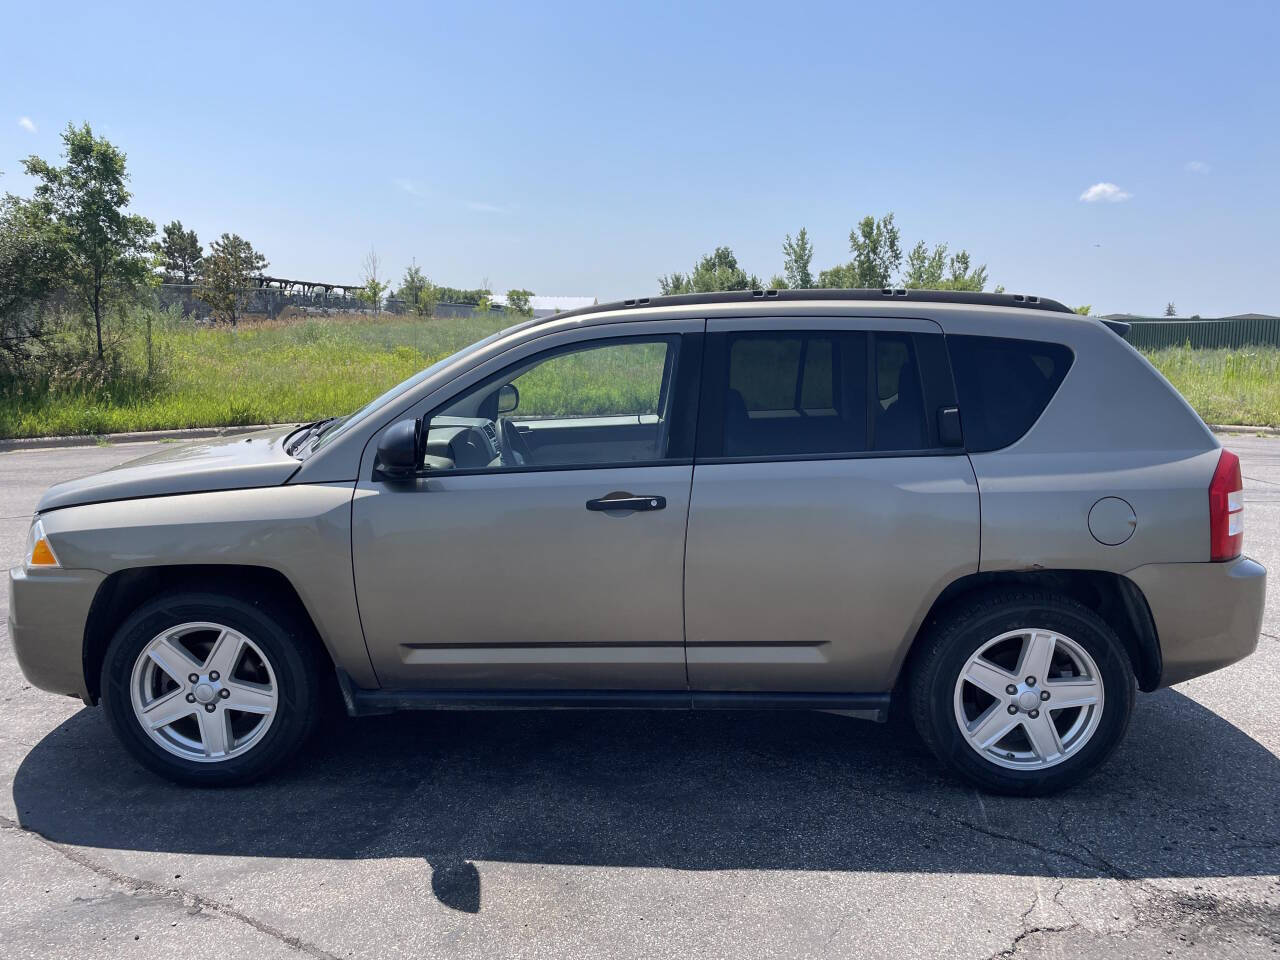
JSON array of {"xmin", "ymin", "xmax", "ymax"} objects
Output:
[{"xmin": 2, "ymin": 436, "xmax": 1278, "ymax": 959}]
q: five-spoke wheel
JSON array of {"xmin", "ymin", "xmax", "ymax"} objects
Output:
[
  {"xmin": 911, "ymin": 589, "xmax": 1134, "ymax": 795},
  {"xmin": 101, "ymin": 590, "xmax": 320, "ymax": 786},
  {"xmin": 130, "ymin": 622, "xmax": 280, "ymax": 762},
  {"xmin": 953, "ymin": 628, "xmax": 1105, "ymax": 770}
]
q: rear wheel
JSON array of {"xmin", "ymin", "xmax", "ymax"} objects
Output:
[
  {"xmin": 910, "ymin": 589, "xmax": 1135, "ymax": 795},
  {"xmin": 100, "ymin": 591, "xmax": 321, "ymax": 786}
]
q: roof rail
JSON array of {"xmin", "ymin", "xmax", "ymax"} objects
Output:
[{"xmin": 551, "ymin": 288, "xmax": 1075, "ymax": 322}]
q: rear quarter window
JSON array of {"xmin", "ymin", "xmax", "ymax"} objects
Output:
[{"xmin": 948, "ymin": 335, "xmax": 1074, "ymax": 452}]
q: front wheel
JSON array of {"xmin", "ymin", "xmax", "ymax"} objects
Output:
[
  {"xmin": 909, "ymin": 589, "xmax": 1136, "ymax": 796},
  {"xmin": 100, "ymin": 591, "xmax": 321, "ymax": 786}
]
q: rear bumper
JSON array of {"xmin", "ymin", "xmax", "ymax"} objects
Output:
[
  {"xmin": 1127, "ymin": 555, "xmax": 1267, "ymax": 688},
  {"xmin": 7, "ymin": 565, "xmax": 104, "ymax": 703}
]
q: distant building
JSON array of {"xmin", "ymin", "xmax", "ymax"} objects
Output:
[
  {"xmin": 1099, "ymin": 311, "xmax": 1278, "ymax": 322},
  {"xmin": 488, "ymin": 294, "xmax": 598, "ymax": 318}
]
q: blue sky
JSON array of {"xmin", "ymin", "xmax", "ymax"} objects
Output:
[{"xmin": 3, "ymin": 0, "xmax": 1277, "ymax": 316}]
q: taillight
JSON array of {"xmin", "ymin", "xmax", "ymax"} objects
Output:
[{"xmin": 1209, "ymin": 449, "xmax": 1243, "ymax": 561}]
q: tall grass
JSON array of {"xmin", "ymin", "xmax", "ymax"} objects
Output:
[
  {"xmin": 1144, "ymin": 344, "xmax": 1280, "ymax": 428},
  {"xmin": 2, "ymin": 315, "xmax": 1278, "ymax": 438},
  {"xmin": 0, "ymin": 312, "xmax": 507, "ymax": 438}
]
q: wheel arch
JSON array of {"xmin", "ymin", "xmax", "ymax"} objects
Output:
[
  {"xmin": 897, "ymin": 569, "xmax": 1162, "ymax": 694},
  {"xmin": 83, "ymin": 564, "xmax": 333, "ymax": 704}
]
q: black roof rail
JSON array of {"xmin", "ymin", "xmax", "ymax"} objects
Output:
[{"xmin": 551, "ymin": 288, "xmax": 1075, "ymax": 322}]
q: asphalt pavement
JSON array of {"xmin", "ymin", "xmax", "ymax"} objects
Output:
[{"xmin": 2, "ymin": 436, "xmax": 1278, "ymax": 959}]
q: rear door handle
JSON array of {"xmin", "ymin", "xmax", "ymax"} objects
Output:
[{"xmin": 586, "ymin": 494, "xmax": 667, "ymax": 512}]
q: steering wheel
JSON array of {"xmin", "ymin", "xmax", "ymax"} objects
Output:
[{"xmin": 497, "ymin": 416, "xmax": 535, "ymax": 466}]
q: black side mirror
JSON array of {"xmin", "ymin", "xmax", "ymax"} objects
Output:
[
  {"xmin": 497, "ymin": 382, "xmax": 520, "ymax": 414},
  {"xmin": 937, "ymin": 406, "xmax": 964, "ymax": 448},
  {"xmin": 375, "ymin": 418, "xmax": 421, "ymax": 480}
]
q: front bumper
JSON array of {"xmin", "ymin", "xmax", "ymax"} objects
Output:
[
  {"xmin": 7, "ymin": 565, "xmax": 105, "ymax": 703},
  {"xmin": 1127, "ymin": 555, "xmax": 1267, "ymax": 688}
]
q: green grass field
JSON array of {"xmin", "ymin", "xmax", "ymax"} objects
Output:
[
  {"xmin": 1143, "ymin": 344, "xmax": 1280, "ymax": 429},
  {"xmin": 1, "ymin": 314, "xmax": 1277, "ymax": 438}
]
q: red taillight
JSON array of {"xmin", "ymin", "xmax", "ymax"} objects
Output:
[{"xmin": 1209, "ymin": 448, "xmax": 1243, "ymax": 561}]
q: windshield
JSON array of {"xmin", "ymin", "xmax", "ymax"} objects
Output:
[{"xmin": 309, "ymin": 325, "xmax": 524, "ymax": 453}]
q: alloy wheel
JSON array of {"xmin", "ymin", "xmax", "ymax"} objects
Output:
[
  {"xmin": 129, "ymin": 621, "xmax": 279, "ymax": 763},
  {"xmin": 952, "ymin": 627, "xmax": 1105, "ymax": 771}
]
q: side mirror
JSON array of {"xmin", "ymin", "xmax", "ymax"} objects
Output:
[
  {"xmin": 497, "ymin": 382, "xmax": 520, "ymax": 414},
  {"xmin": 375, "ymin": 418, "xmax": 421, "ymax": 480}
]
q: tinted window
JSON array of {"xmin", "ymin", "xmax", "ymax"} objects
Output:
[
  {"xmin": 948, "ymin": 335, "xmax": 1074, "ymax": 452},
  {"xmin": 715, "ymin": 331, "xmax": 868, "ymax": 457},
  {"xmin": 872, "ymin": 333, "xmax": 927, "ymax": 451}
]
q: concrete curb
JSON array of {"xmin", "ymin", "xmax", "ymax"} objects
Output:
[
  {"xmin": 0, "ymin": 423, "xmax": 292, "ymax": 453},
  {"xmin": 1209, "ymin": 424, "xmax": 1280, "ymax": 436},
  {"xmin": 1, "ymin": 420, "xmax": 1276, "ymax": 453}
]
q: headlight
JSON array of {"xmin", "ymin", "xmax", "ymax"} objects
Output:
[{"xmin": 25, "ymin": 517, "xmax": 60, "ymax": 568}]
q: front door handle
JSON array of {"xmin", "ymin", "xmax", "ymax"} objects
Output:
[{"xmin": 586, "ymin": 493, "xmax": 667, "ymax": 512}]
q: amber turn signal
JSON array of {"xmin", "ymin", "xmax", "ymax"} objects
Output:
[{"xmin": 25, "ymin": 518, "xmax": 59, "ymax": 568}]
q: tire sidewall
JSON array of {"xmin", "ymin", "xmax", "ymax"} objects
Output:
[
  {"xmin": 100, "ymin": 592, "xmax": 317, "ymax": 786},
  {"xmin": 920, "ymin": 596, "xmax": 1135, "ymax": 795}
]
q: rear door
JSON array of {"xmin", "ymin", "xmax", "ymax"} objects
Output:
[{"xmin": 683, "ymin": 316, "xmax": 980, "ymax": 694}]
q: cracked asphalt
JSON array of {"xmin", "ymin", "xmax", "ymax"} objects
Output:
[{"xmin": 2, "ymin": 434, "xmax": 1279, "ymax": 959}]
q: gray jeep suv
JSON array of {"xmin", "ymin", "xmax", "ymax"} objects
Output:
[{"xmin": 8, "ymin": 290, "xmax": 1266, "ymax": 794}]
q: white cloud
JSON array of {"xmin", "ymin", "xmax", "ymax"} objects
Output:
[
  {"xmin": 467, "ymin": 200, "xmax": 507, "ymax": 213},
  {"xmin": 1185, "ymin": 160, "xmax": 1210, "ymax": 174},
  {"xmin": 393, "ymin": 177, "xmax": 428, "ymax": 198},
  {"xmin": 1079, "ymin": 182, "xmax": 1132, "ymax": 203},
  {"xmin": 17, "ymin": 116, "xmax": 36, "ymax": 133}
]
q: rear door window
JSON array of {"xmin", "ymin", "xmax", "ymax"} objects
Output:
[
  {"xmin": 697, "ymin": 328, "xmax": 954, "ymax": 459},
  {"xmin": 947, "ymin": 335, "xmax": 1074, "ymax": 452},
  {"xmin": 720, "ymin": 332, "xmax": 868, "ymax": 457}
]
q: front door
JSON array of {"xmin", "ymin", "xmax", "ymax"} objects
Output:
[{"xmin": 351, "ymin": 329, "xmax": 701, "ymax": 691}]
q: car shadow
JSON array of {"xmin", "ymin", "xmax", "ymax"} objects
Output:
[{"xmin": 13, "ymin": 688, "xmax": 1280, "ymax": 913}]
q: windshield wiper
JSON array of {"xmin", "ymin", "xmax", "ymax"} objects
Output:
[{"xmin": 287, "ymin": 417, "xmax": 337, "ymax": 456}]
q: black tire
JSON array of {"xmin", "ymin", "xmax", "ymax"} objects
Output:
[
  {"xmin": 100, "ymin": 590, "xmax": 322, "ymax": 786},
  {"xmin": 909, "ymin": 588, "xmax": 1135, "ymax": 796}
]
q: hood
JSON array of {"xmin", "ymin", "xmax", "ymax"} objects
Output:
[{"xmin": 38, "ymin": 425, "xmax": 304, "ymax": 512}]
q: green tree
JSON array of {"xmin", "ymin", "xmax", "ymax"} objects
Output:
[
  {"xmin": 782, "ymin": 227, "xmax": 814, "ymax": 289},
  {"xmin": 397, "ymin": 262, "xmax": 425, "ymax": 304},
  {"xmin": 506, "ymin": 288, "xmax": 534, "ymax": 316},
  {"xmin": 433, "ymin": 286, "xmax": 489, "ymax": 305},
  {"xmin": 0, "ymin": 193, "xmax": 67, "ymax": 376},
  {"xmin": 198, "ymin": 233, "xmax": 268, "ymax": 326},
  {"xmin": 22, "ymin": 123, "xmax": 155, "ymax": 359},
  {"xmin": 659, "ymin": 246, "xmax": 758, "ymax": 294},
  {"xmin": 474, "ymin": 293, "xmax": 493, "ymax": 314},
  {"xmin": 1074, "ymin": 305, "xmax": 1091, "ymax": 316},
  {"xmin": 903, "ymin": 242, "xmax": 988, "ymax": 291},
  {"xmin": 1164, "ymin": 301, "xmax": 1177, "ymax": 317},
  {"xmin": 357, "ymin": 247, "xmax": 388, "ymax": 314},
  {"xmin": 397, "ymin": 261, "xmax": 438, "ymax": 316},
  {"xmin": 902, "ymin": 240, "xmax": 946, "ymax": 288},
  {"xmin": 418, "ymin": 281, "xmax": 439, "ymax": 318},
  {"xmin": 816, "ymin": 213, "xmax": 902, "ymax": 289},
  {"xmin": 767, "ymin": 274, "xmax": 789, "ymax": 290},
  {"xmin": 158, "ymin": 220, "xmax": 202, "ymax": 283}
]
